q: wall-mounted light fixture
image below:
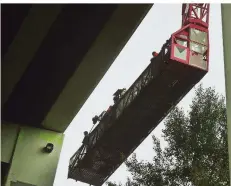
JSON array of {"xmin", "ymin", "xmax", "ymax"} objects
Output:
[{"xmin": 44, "ymin": 143, "xmax": 54, "ymax": 153}]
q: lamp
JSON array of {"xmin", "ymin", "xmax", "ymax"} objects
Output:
[{"xmin": 44, "ymin": 143, "xmax": 54, "ymax": 153}]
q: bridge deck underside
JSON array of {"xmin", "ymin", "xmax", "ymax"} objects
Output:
[{"xmin": 68, "ymin": 55, "xmax": 207, "ymax": 186}]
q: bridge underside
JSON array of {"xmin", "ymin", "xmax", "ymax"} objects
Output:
[
  {"xmin": 2, "ymin": 4, "xmax": 152, "ymax": 133},
  {"xmin": 1, "ymin": 4, "xmax": 152, "ymax": 186}
]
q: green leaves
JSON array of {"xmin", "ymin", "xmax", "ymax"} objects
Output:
[{"xmin": 107, "ymin": 85, "xmax": 229, "ymax": 186}]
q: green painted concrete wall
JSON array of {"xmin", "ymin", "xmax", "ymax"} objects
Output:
[
  {"xmin": 1, "ymin": 123, "xmax": 20, "ymax": 163},
  {"xmin": 5, "ymin": 126, "xmax": 64, "ymax": 186},
  {"xmin": 221, "ymin": 4, "xmax": 231, "ymax": 184}
]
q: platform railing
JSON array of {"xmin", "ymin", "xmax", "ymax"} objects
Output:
[{"xmin": 68, "ymin": 38, "xmax": 171, "ymax": 174}]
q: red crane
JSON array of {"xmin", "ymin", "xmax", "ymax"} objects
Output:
[{"xmin": 68, "ymin": 4, "xmax": 210, "ymax": 186}]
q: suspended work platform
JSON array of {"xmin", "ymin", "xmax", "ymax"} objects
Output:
[{"xmin": 68, "ymin": 4, "xmax": 210, "ymax": 186}]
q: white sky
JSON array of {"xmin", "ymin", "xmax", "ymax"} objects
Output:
[{"xmin": 54, "ymin": 4, "xmax": 225, "ymax": 186}]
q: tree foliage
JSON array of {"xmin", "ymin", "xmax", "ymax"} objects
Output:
[{"xmin": 107, "ymin": 85, "xmax": 229, "ymax": 186}]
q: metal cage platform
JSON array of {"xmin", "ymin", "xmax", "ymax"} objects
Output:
[{"xmin": 68, "ymin": 38, "xmax": 208, "ymax": 185}]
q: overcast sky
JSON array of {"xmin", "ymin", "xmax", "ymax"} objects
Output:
[{"xmin": 53, "ymin": 4, "xmax": 225, "ymax": 186}]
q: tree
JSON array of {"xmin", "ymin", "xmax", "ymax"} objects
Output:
[{"xmin": 107, "ymin": 85, "xmax": 229, "ymax": 186}]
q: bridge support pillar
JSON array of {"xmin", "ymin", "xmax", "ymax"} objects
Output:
[
  {"xmin": 221, "ymin": 4, "xmax": 231, "ymax": 184},
  {"xmin": 1, "ymin": 123, "xmax": 64, "ymax": 186}
]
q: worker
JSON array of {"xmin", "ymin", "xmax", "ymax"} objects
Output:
[
  {"xmin": 161, "ymin": 39, "xmax": 171, "ymax": 64},
  {"xmin": 113, "ymin": 88, "xmax": 126, "ymax": 103},
  {"xmin": 121, "ymin": 88, "xmax": 126, "ymax": 96},
  {"xmin": 92, "ymin": 115, "xmax": 99, "ymax": 124},
  {"xmin": 107, "ymin": 105, "xmax": 113, "ymax": 113},
  {"xmin": 104, "ymin": 105, "xmax": 113, "ymax": 118},
  {"xmin": 82, "ymin": 131, "xmax": 89, "ymax": 150},
  {"xmin": 92, "ymin": 111, "xmax": 106, "ymax": 124},
  {"xmin": 152, "ymin": 51, "xmax": 159, "ymax": 57},
  {"xmin": 151, "ymin": 51, "xmax": 159, "ymax": 61}
]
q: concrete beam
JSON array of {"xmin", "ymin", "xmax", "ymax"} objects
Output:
[
  {"xmin": 42, "ymin": 4, "xmax": 152, "ymax": 132},
  {"xmin": 4, "ymin": 126, "xmax": 64, "ymax": 186},
  {"xmin": 221, "ymin": 4, "xmax": 231, "ymax": 184},
  {"xmin": 2, "ymin": 5, "xmax": 62, "ymax": 107},
  {"xmin": 1, "ymin": 123, "xmax": 20, "ymax": 163}
]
